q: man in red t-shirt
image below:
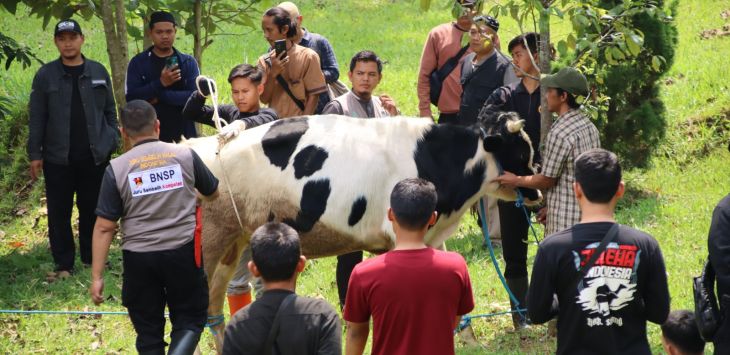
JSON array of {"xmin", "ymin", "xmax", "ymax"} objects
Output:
[{"xmin": 343, "ymin": 178, "xmax": 474, "ymax": 355}]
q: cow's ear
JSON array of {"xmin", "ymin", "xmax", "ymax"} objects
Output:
[{"xmin": 483, "ymin": 135, "xmax": 502, "ymax": 152}]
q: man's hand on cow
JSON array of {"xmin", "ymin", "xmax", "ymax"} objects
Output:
[
  {"xmin": 379, "ymin": 94, "xmax": 399, "ymax": 116},
  {"xmin": 29, "ymin": 160, "xmax": 43, "ymax": 182},
  {"xmin": 161, "ymin": 66, "xmax": 182, "ymax": 87},
  {"xmin": 90, "ymin": 278, "xmax": 105, "ymax": 305},
  {"xmin": 218, "ymin": 120, "xmax": 247, "ymax": 144},
  {"xmin": 269, "ymin": 50, "xmax": 289, "ymax": 77},
  {"xmin": 493, "ymin": 171, "xmax": 519, "ymax": 189}
]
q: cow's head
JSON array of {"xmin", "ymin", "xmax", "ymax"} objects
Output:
[{"xmin": 477, "ymin": 111, "xmax": 541, "ymax": 204}]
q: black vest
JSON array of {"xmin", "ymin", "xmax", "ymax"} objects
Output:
[{"xmin": 458, "ymin": 52, "xmax": 510, "ymax": 125}]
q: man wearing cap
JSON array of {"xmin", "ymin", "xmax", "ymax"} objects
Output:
[
  {"xmin": 458, "ymin": 15, "xmax": 518, "ymax": 126},
  {"xmin": 477, "ymin": 32, "xmax": 542, "ymax": 330},
  {"xmin": 126, "ymin": 11, "xmax": 200, "ymax": 143},
  {"xmin": 28, "ymin": 19, "xmax": 119, "ymax": 279},
  {"xmin": 277, "ymin": 1, "xmax": 340, "ymax": 114},
  {"xmin": 417, "ymin": 0, "xmax": 479, "ymax": 123},
  {"xmin": 493, "ymin": 67, "xmax": 600, "ymax": 236},
  {"xmin": 90, "ymin": 100, "xmax": 219, "ymax": 355}
]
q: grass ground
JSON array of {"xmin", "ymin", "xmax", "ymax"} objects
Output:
[{"xmin": 1, "ymin": 0, "xmax": 729, "ymax": 353}]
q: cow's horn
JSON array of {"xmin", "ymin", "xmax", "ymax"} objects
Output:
[{"xmin": 507, "ymin": 119, "xmax": 525, "ymax": 133}]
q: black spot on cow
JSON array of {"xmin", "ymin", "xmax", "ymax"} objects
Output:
[
  {"xmin": 284, "ymin": 179, "xmax": 331, "ymax": 233},
  {"xmin": 413, "ymin": 125, "xmax": 485, "ymax": 217},
  {"xmin": 262, "ymin": 117, "xmax": 309, "ymax": 170},
  {"xmin": 348, "ymin": 196, "xmax": 367, "ymax": 226},
  {"xmin": 293, "ymin": 145, "xmax": 329, "ymax": 179}
]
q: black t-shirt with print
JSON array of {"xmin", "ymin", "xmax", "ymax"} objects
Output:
[{"xmin": 528, "ymin": 222, "xmax": 670, "ymax": 355}]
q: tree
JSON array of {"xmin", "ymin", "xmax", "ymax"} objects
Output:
[{"xmin": 99, "ymin": 0, "xmax": 129, "ymax": 108}]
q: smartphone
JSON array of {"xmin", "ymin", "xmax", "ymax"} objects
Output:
[
  {"xmin": 165, "ymin": 55, "xmax": 179, "ymax": 70},
  {"xmin": 274, "ymin": 39, "xmax": 287, "ymax": 58}
]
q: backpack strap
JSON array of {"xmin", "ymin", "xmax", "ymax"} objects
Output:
[
  {"xmin": 571, "ymin": 223, "xmax": 620, "ymax": 291},
  {"xmin": 263, "ymin": 293, "xmax": 297, "ymax": 355}
]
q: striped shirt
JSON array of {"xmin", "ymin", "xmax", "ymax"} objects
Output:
[{"xmin": 542, "ymin": 109, "xmax": 601, "ymax": 235}]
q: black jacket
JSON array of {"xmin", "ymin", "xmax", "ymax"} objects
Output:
[
  {"xmin": 709, "ymin": 194, "xmax": 730, "ymax": 300},
  {"xmin": 28, "ymin": 57, "xmax": 119, "ymax": 165},
  {"xmin": 182, "ymin": 91, "xmax": 279, "ymax": 129}
]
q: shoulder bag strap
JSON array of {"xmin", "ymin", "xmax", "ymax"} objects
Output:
[
  {"xmin": 571, "ymin": 223, "xmax": 620, "ymax": 290},
  {"xmin": 436, "ymin": 44, "xmax": 470, "ymax": 80},
  {"xmin": 262, "ymin": 293, "xmax": 297, "ymax": 355},
  {"xmin": 275, "ymin": 75, "xmax": 306, "ymax": 111}
]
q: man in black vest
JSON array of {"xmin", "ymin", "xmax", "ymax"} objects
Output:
[
  {"xmin": 28, "ymin": 19, "xmax": 119, "ymax": 279},
  {"xmin": 458, "ymin": 15, "xmax": 517, "ymax": 126}
]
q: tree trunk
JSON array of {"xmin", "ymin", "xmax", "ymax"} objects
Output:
[
  {"xmin": 193, "ymin": 0, "xmax": 203, "ymax": 68},
  {"xmin": 99, "ymin": 0, "xmax": 129, "ymax": 111},
  {"xmin": 538, "ymin": 2, "xmax": 552, "ymax": 149},
  {"xmin": 143, "ymin": 14, "xmax": 152, "ymax": 50}
]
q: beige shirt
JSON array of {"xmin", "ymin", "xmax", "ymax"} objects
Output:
[{"xmin": 258, "ymin": 44, "xmax": 327, "ymax": 118}]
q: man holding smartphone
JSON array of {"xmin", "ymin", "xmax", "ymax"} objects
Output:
[
  {"xmin": 126, "ymin": 11, "xmax": 200, "ymax": 142},
  {"xmin": 257, "ymin": 7, "xmax": 327, "ymax": 118}
]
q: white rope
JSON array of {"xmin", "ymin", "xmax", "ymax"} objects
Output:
[{"xmin": 195, "ymin": 75, "xmax": 245, "ymax": 232}]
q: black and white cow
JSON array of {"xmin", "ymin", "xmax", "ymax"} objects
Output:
[{"xmin": 181, "ymin": 112, "xmax": 539, "ymax": 348}]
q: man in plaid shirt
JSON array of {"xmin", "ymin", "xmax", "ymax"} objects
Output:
[{"xmin": 493, "ymin": 67, "xmax": 600, "ymax": 236}]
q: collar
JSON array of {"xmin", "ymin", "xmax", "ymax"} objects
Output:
[
  {"xmin": 514, "ymin": 80, "xmax": 540, "ymax": 95},
  {"xmin": 133, "ymin": 138, "xmax": 160, "ymax": 147},
  {"xmin": 472, "ymin": 50, "xmax": 496, "ymax": 66},
  {"xmin": 237, "ymin": 110, "xmax": 260, "ymax": 118},
  {"xmin": 351, "ymin": 91, "xmax": 373, "ymax": 104},
  {"xmin": 146, "ymin": 46, "xmax": 184, "ymax": 61},
  {"xmin": 300, "ymin": 28, "xmax": 312, "ymax": 44},
  {"xmin": 56, "ymin": 54, "xmax": 89, "ymax": 77},
  {"xmin": 452, "ymin": 22, "xmax": 469, "ymax": 32}
]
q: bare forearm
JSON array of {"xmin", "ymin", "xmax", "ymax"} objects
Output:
[
  {"xmin": 517, "ymin": 174, "xmax": 556, "ymax": 191},
  {"xmin": 345, "ymin": 323, "xmax": 369, "ymax": 355},
  {"xmin": 91, "ymin": 225, "xmax": 115, "ymax": 281}
]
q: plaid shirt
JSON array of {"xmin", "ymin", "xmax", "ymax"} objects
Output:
[{"xmin": 541, "ymin": 109, "xmax": 600, "ymax": 235}]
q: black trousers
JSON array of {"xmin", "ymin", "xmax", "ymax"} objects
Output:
[
  {"xmin": 122, "ymin": 241, "xmax": 209, "ymax": 352},
  {"xmin": 438, "ymin": 112, "xmax": 459, "ymax": 125},
  {"xmin": 498, "ymin": 200, "xmax": 529, "ymax": 279},
  {"xmin": 43, "ymin": 158, "xmax": 106, "ymax": 271},
  {"xmin": 336, "ymin": 251, "xmax": 363, "ymax": 307}
]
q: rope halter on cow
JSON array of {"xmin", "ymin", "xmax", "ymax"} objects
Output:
[{"xmin": 195, "ymin": 75, "xmax": 246, "ymax": 233}]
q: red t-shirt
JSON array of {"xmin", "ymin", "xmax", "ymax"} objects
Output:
[{"xmin": 343, "ymin": 247, "xmax": 474, "ymax": 355}]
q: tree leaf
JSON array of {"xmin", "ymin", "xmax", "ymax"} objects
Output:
[
  {"xmin": 567, "ymin": 33, "xmax": 576, "ymax": 50},
  {"xmin": 625, "ymin": 32, "xmax": 643, "ymax": 56},
  {"xmin": 420, "ymin": 0, "xmax": 430, "ymax": 11},
  {"xmin": 557, "ymin": 40, "xmax": 568, "ymax": 57},
  {"xmin": 651, "ymin": 55, "xmax": 662, "ymax": 72}
]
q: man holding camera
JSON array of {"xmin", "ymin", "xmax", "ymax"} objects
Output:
[{"xmin": 126, "ymin": 11, "xmax": 200, "ymax": 143}]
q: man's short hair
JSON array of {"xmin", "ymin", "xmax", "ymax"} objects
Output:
[
  {"xmin": 250, "ymin": 222, "xmax": 301, "ymax": 282},
  {"xmin": 555, "ymin": 87, "xmax": 581, "ymax": 109},
  {"xmin": 574, "ymin": 148, "xmax": 622, "ymax": 203},
  {"xmin": 120, "ymin": 100, "xmax": 157, "ymax": 137},
  {"xmin": 349, "ymin": 50, "xmax": 383, "ymax": 74},
  {"xmin": 661, "ymin": 310, "xmax": 705, "ymax": 354},
  {"xmin": 227, "ymin": 64, "xmax": 264, "ymax": 84},
  {"xmin": 264, "ymin": 7, "xmax": 298, "ymax": 39},
  {"xmin": 508, "ymin": 32, "xmax": 539, "ymax": 55},
  {"xmin": 390, "ymin": 178, "xmax": 437, "ymax": 230}
]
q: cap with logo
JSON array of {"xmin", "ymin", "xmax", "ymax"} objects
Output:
[
  {"xmin": 541, "ymin": 67, "xmax": 590, "ymax": 97},
  {"xmin": 54, "ymin": 19, "xmax": 82, "ymax": 37},
  {"xmin": 473, "ymin": 15, "xmax": 499, "ymax": 32}
]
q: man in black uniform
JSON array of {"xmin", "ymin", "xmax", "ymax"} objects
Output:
[
  {"xmin": 708, "ymin": 187, "xmax": 730, "ymax": 354},
  {"xmin": 126, "ymin": 11, "xmax": 199, "ymax": 142},
  {"xmin": 478, "ymin": 32, "xmax": 541, "ymax": 329},
  {"xmin": 90, "ymin": 100, "xmax": 219, "ymax": 355},
  {"xmin": 28, "ymin": 19, "xmax": 119, "ymax": 278},
  {"xmin": 528, "ymin": 149, "xmax": 670, "ymax": 354},
  {"xmin": 223, "ymin": 222, "xmax": 341, "ymax": 355}
]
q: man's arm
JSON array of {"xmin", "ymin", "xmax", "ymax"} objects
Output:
[
  {"xmin": 89, "ymin": 216, "xmax": 117, "ymax": 305},
  {"xmin": 28, "ymin": 69, "xmax": 47, "ymax": 180},
  {"xmin": 157, "ymin": 56, "xmax": 200, "ymax": 106},
  {"xmin": 709, "ymin": 196, "xmax": 730, "ymax": 295},
  {"xmin": 102, "ymin": 68, "xmax": 120, "ymax": 149},
  {"xmin": 477, "ymin": 86, "xmax": 509, "ymax": 121},
  {"xmin": 317, "ymin": 309, "xmax": 343, "ymax": 355},
  {"xmin": 182, "ymin": 91, "xmax": 216, "ymax": 126},
  {"xmin": 493, "ymin": 172, "xmax": 557, "ymax": 191},
  {"xmin": 417, "ymin": 30, "xmax": 438, "ymax": 118},
  {"xmin": 303, "ymin": 93, "xmax": 320, "ymax": 115},
  {"xmin": 125, "ymin": 56, "xmax": 160, "ymax": 101},
  {"xmin": 644, "ymin": 242, "xmax": 670, "ymax": 324},
  {"xmin": 321, "ymin": 100, "xmax": 344, "ymax": 115},
  {"xmin": 316, "ymin": 37, "xmax": 340, "ymax": 83},
  {"xmin": 191, "ymin": 150, "xmax": 219, "ymax": 200},
  {"xmin": 303, "ymin": 53, "xmax": 327, "ymax": 115},
  {"xmin": 345, "ymin": 322, "xmax": 369, "ymax": 355},
  {"xmin": 527, "ymin": 245, "xmax": 558, "ymax": 324}
]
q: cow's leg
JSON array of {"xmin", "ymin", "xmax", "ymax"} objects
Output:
[{"xmin": 206, "ymin": 238, "xmax": 246, "ymax": 353}]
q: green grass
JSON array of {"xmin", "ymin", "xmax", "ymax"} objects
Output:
[{"xmin": 1, "ymin": 0, "xmax": 730, "ymax": 353}]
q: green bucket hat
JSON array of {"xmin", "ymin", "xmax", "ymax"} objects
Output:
[{"xmin": 541, "ymin": 67, "xmax": 589, "ymax": 97}]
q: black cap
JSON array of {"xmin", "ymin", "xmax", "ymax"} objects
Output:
[
  {"xmin": 149, "ymin": 11, "xmax": 177, "ymax": 29},
  {"xmin": 54, "ymin": 19, "xmax": 82, "ymax": 36},
  {"xmin": 474, "ymin": 15, "xmax": 499, "ymax": 32}
]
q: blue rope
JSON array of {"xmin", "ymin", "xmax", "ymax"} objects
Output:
[
  {"xmin": 206, "ymin": 314, "xmax": 225, "ymax": 336},
  {"xmin": 515, "ymin": 189, "xmax": 541, "ymax": 244}
]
